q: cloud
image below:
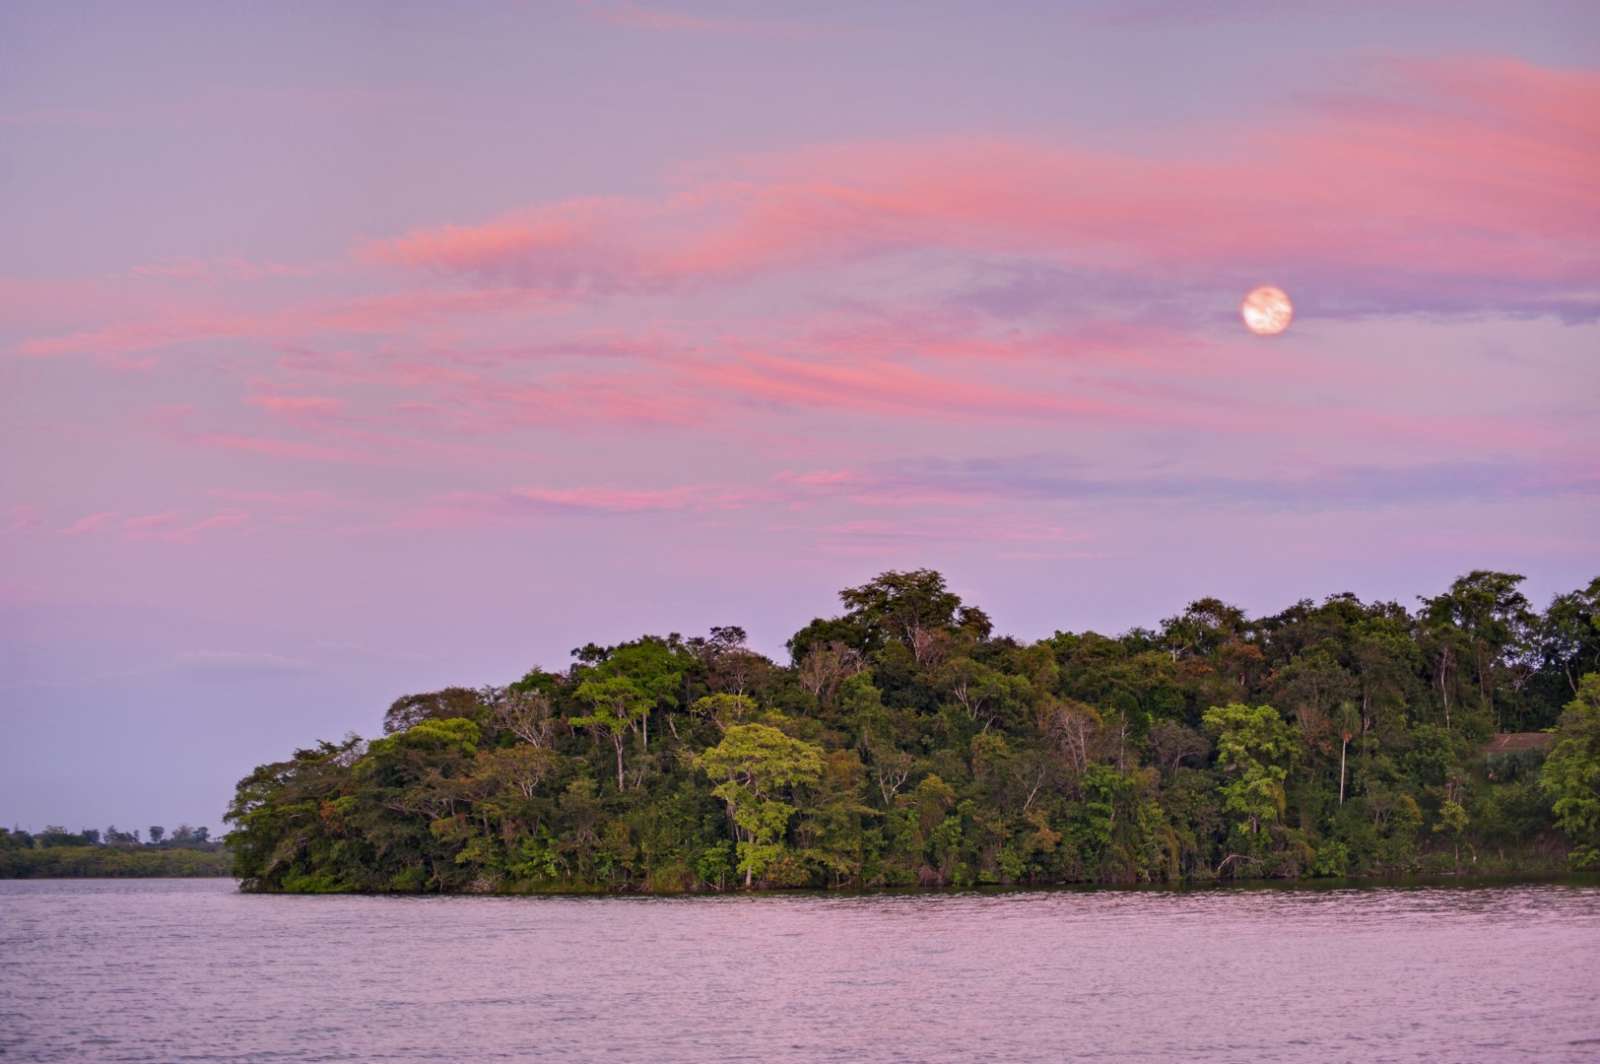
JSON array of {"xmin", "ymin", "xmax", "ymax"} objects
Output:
[
  {"xmin": 681, "ymin": 350, "xmax": 1153, "ymax": 424},
  {"xmin": 415, "ymin": 484, "xmax": 758, "ymax": 524},
  {"xmin": 246, "ymin": 393, "xmax": 345, "ymax": 417},
  {"xmin": 361, "ymin": 55, "xmax": 1597, "ymax": 323},
  {"xmin": 15, "ymin": 287, "xmax": 551, "ymax": 360},
  {"xmin": 194, "ymin": 432, "xmax": 368, "ymax": 464},
  {"xmin": 61, "ymin": 512, "xmax": 119, "ymax": 537},
  {"xmin": 842, "ymin": 456, "xmax": 1600, "ymax": 510},
  {"xmin": 122, "ymin": 509, "xmax": 250, "ymax": 542}
]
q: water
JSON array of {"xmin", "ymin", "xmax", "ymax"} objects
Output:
[{"xmin": 2, "ymin": 879, "xmax": 1598, "ymax": 1062}]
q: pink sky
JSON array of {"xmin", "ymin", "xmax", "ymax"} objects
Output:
[{"xmin": 1, "ymin": 2, "xmax": 1596, "ymax": 831}]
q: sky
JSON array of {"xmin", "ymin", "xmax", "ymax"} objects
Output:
[{"xmin": 2, "ymin": 1, "xmax": 1596, "ymax": 834}]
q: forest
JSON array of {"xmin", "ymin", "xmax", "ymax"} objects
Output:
[
  {"xmin": 226, "ymin": 569, "xmax": 1600, "ymax": 893},
  {"xmin": 0, "ymin": 824, "xmax": 230, "ymax": 878}
]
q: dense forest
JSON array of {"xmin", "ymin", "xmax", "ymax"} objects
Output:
[
  {"xmin": 0, "ymin": 824, "xmax": 230, "ymax": 878},
  {"xmin": 227, "ymin": 570, "xmax": 1600, "ymax": 893}
]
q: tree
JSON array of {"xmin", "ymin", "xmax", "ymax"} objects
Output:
[
  {"xmin": 1162, "ymin": 598, "xmax": 1248, "ymax": 660},
  {"xmin": 572, "ymin": 676, "xmax": 652, "ymax": 790},
  {"xmin": 1420, "ymin": 571, "xmax": 1535, "ymax": 730},
  {"xmin": 1203, "ymin": 703, "xmax": 1296, "ymax": 836},
  {"xmin": 572, "ymin": 636, "xmax": 688, "ymax": 746},
  {"xmin": 1147, "ymin": 721, "xmax": 1210, "ymax": 778},
  {"xmin": 796, "ymin": 641, "xmax": 864, "ymax": 706},
  {"xmin": 699, "ymin": 723, "xmax": 823, "ymax": 886},
  {"xmin": 937, "ymin": 656, "xmax": 1031, "ymax": 732},
  {"xmin": 687, "ymin": 626, "xmax": 768, "ymax": 697},
  {"xmin": 148, "ymin": 825, "xmax": 165, "ymax": 845},
  {"xmin": 839, "ymin": 569, "xmax": 964, "ymax": 663},
  {"xmin": 1044, "ymin": 698, "xmax": 1103, "ymax": 776},
  {"xmin": 690, "ymin": 693, "xmax": 756, "ymax": 733},
  {"xmin": 218, "ymin": 568, "xmax": 1582, "ymax": 895},
  {"xmin": 491, "ymin": 688, "xmax": 558, "ymax": 748},
  {"xmin": 383, "ymin": 687, "xmax": 486, "ymax": 735},
  {"xmin": 1540, "ymin": 674, "xmax": 1600, "ymax": 868},
  {"xmin": 477, "ymin": 745, "xmax": 559, "ymax": 800},
  {"xmin": 1535, "ymin": 578, "xmax": 1600, "ymax": 708}
]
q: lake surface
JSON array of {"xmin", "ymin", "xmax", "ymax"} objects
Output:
[{"xmin": 2, "ymin": 879, "xmax": 1598, "ymax": 1062}]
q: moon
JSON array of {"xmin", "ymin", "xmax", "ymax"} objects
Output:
[{"xmin": 1241, "ymin": 285, "xmax": 1293, "ymax": 336}]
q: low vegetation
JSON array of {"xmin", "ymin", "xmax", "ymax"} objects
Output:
[{"xmin": 0, "ymin": 825, "xmax": 230, "ymax": 878}]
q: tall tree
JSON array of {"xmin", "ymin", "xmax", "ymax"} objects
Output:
[
  {"xmin": 839, "ymin": 569, "xmax": 964, "ymax": 663},
  {"xmin": 571, "ymin": 677, "xmax": 652, "ymax": 789},
  {"xmin": 1420, "ymin": 571, "xmax": 1535, "ymax": 730},
  {"xmin": 699, "ymin": 723, "xmax": 824, "ymax": 886},
  {"xmin": 1203, "ymin": 703, "xmax": 1296, "ymax": 837}
]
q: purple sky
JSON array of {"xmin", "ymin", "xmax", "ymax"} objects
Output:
[{"xmin": 3, "ymin": 2, "xmax": 1597, "ymax": 834}]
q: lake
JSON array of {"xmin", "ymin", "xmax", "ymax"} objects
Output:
[{"xmin": 2, "ymin": 879, "xmax": 1597, "ymax": 1062}]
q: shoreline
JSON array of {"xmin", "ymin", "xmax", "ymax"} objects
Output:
[{"xmin": 224, "ymin": 868, "xmax": 1597, "ymax": 898}]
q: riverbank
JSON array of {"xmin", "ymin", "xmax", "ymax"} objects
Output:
[{"xmin": 237, "ymin": 843, "xmax": 1579, "ymax": 895}]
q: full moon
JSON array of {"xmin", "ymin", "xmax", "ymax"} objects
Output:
[{"xmin": 1241, "ymin": 285, "xmax": 1293, "ymax": 336}]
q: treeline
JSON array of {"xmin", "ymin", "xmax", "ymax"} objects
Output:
[
  {"xmin": 226, "ymin": 569, "xmax": 1600, "ymax": 893},
  {"xmin": 1, "ymin": 825, "xmax": 231, "ymax": 878}
]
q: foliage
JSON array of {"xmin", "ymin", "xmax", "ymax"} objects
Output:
[
  {"xmin": 1540, "ymin": 675, "xmax": 1600, "ymax": 868},
  {"xmin": 0, "ymin": 824, "xmax": 230, "ymax": 878},
  {"xmin": 221, "ymin": 568, "xmax": 1596, "ymax": 892}
]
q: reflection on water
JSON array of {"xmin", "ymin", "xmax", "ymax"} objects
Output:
[{"xmin": 2, "ymin": 879, "xmax": 1598, "ymax": 1062}]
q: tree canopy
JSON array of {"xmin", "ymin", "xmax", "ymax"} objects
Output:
[{"xmin": 224, "ymin": 568, "xmax": 1599, "ymax": 893}]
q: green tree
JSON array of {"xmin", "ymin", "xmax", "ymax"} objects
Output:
[
  {"xmin": 839, "ymin": 569, "xmax": 964, "ymax": 663},
  {"xmin": 215, "ymin": 568, "xmax": 1580, "ymax": 895},
  {"xmin": 572, "ymin": 676, "xmax": 652, "ymax": 790},
  {"xmin": 1420, "ymin": 571, "xmax": 1535, "ymax": 730},
  {"xmin": 1540, "ymin": 674, "xmax": 1600, "ymax": 868},
  {"xmin": 1203, "ymin": 703, "xmax": 1296, "ymax": 836},
  {"xmin": 698, "ymin": 723, "xmax": 823, "ymax": 886}
]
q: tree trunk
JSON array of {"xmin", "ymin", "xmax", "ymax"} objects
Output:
[
  {"xmin": 1437, "ymin": 650, "xmax": 1452, "ymax": 731},
  {"xmin": 614, "ymin": 736, "xmax": 625, "ymax": 790},
  {"xmin": 1338, "ymin": 737, "xmax": 1348, "ymax": 805}
]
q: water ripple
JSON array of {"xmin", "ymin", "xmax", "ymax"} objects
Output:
[{"xmin": 2, "ymin": 879, "xmax": 1598, "ymax": 1062}]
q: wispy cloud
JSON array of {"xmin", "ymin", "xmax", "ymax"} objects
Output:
[
  {"xmin": 60, "ymin": 511, "xmax": 119, "ymax": 537},
  {"xmin": 246, "ymin": 393, "xmax": 345, "ymax": 417},
  {"xmin": 121, "ymin": 509, "xmax": 249, "ymax": 543},
  {"xmin": 834, "ymin": 456, "xmax": 1600, "ymax": 510},
  {"xmin": 407, "ymin": 484, "xmax": 759, "ymax": 526}
]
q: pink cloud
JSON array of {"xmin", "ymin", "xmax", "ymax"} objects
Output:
[
  {"xmin": 682, "ymin": 350, "xmax": 1155, "ymax": 424},
  {"xmin": 15, "ymin": 287, "xmax": 551, "ymax": 360},
  {"xmin": 208, "ymin": 489, "xmax": 335, "ymax": 506},
  {"xmin": 194, "ymin": 432, "xmax": 369, "ymax": 464},
  {"xmin": 183, "ymin": 510, "xmax": 250, "ymax": 536},
  {"xmin": 121, "ymin": 509, "xmax": 249, "ymax": 543},
  {"xmin": 510, "ymin": 486, "xmax": 727, "ymax": 512},
  {"xmin": 397, "ymin": 483, "xmax": 763, "ymax": 529},
  {"xmin": 246, "ymin": 393, "xmax": 345, "ymax": 416},
  {"xmin": 363, "ymin": 55, "xmax": 1596, "ymax": 318},
  {"xmin": 60, "ymin": 511, "xmax": 119, "ymax": 537}
]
